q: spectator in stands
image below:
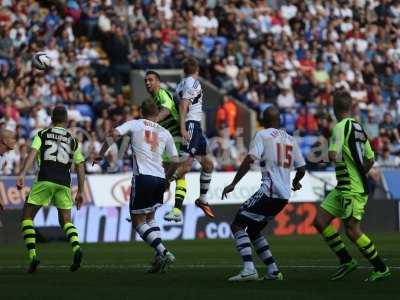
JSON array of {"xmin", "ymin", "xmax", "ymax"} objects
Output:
[
  {"xmin": 216, "ymin": 95, "xmax": 238, "ymax": 139},
  {"xmin": 85, "ymin": 152, "xmax": 102, "ymax": 174},
  {"xmin": 379, "ymin": 112, "xmax": 400, "ymax": 144},
  {"xmin": 296, "ymin": 107, "xmax": 318, "ymax": 136},
  {"xmin": 277, "ymin": 88, "xmax": 295, "ymax": 110},
  {"xmin": 377, "ymin": 146, "xmax": 400, "ymax": 168},
  {"xmin": 0, "ymin": 0, "xmax": 400, "ymax": 175},
  {"xmin": 364, "ymin": 110, "xmax": 380, "ymax": 140},
  {"xmin": 101, "ymin": 25, "xmax": 132, "ymax": 93}
]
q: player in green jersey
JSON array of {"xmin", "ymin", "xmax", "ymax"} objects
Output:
[
  {"xmin": 314, "ymin": 90, "xmax": 390, "ymax": 282},
  {"xmin": 16, "ymin": 106, "xmax": 86, "ymax": 273},
  {"xmin": 144, "ymin": 71, "xmax": 187, "ymax": 222}
]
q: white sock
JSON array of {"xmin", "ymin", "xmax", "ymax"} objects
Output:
[
  {"xmin": 252, "ymin": 234, "xmax": 278, "ymax": 273},
  {"xmin": 136, "ymin": 223, "xmax": 166, "ymax": 256},
  {"xmin": 234, "ymin": 230, "xmax": 255, "ymax": 271},
  {"xmin": 199, "ymin": 171, "xmax": 212, "ymax": 202}
]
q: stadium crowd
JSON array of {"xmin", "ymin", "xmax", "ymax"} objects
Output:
[{"xmin": 0, "ymin": 0, "xmax": 400, "ymax": 176}]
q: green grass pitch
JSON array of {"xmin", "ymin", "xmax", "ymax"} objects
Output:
[{"xmin": 0, "ymin": 234, "xmax": 399, "ymax": 300}]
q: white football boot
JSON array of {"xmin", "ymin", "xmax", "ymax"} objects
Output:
[
  {"xmin": 164, "ymin": 208, "xmax": 182, "ymax": 222},
  {"xmin": 228, "ymin": 269, "xmax": 259, "ymax": 282}
]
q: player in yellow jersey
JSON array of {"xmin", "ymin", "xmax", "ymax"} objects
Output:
[
  {"xmin": 314, "ymin": 90, "xmax": 390, "ymax": 282},
  {"xmin": 145, "ymin": 71, "xmax": 188, "ymax": 222},
  {"xmin": 17, "ymin": 106, "xmax": 85, "ymax": 273}
]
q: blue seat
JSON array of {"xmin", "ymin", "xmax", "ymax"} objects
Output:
[
  {"xmin": 76, "ymin": 104, "xmax": 94, "ymax": 119},
  {"xmin": 215, "ymin": 36, "xmax": 227, "ymax": 48},
  {"xmin": 178, "ymin": 37, "xmax": 188, "ymax": 48},
  {"xmin": 281, "ymin": 112, "xmax": 297, "ymax": 134},
  {"xmin": 201, "ymin": 36, "xmax": 215, "ymax": 54},
  {"xmin": 301, "ymin": 145, "xmax": 311, "ymax": 158},
  {"xmin": 303, "ymin": 135, "xmax": 318, "ymax": 147}
]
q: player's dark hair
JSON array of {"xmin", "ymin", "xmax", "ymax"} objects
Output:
[
  {"xmin": 182, "ymin": 57, "xmax": 199, "ymax": 75},
  {"xmin": 140, "ymin": 99, "xmax": 159, "ymax": 118},
  {"xmin": 145, "ymin": 70, "xmax": 161, "ymax": 81},
  {"xmin": 51, "ymin": 105, "xmax": 68, "ymax": 124},
  {"xmin": 333, "ymin": 89, "xmax": 352, "ymax": 115},
  {"xmin": 262, "ymin": 105, "xmax": 280, "ymax": 128}
]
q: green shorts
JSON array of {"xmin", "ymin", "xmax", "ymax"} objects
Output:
[
  {"xmin": 27, "ymin": 181, "xmax": 73, "ymax": 210},
  {"xmin": 162, "ymin": 141, "xmax": 181, "ymax": 162},
  {"xmin": 320, "ymin": 188, "xmax": 368, "ymax": 221}
]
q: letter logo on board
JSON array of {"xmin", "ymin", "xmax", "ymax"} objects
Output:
[{"xmin": 111, "ymin": 178, "xmax": 132, "ymax": 205}]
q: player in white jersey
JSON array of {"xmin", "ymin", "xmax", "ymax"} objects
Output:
[
  {"xmin": 94, "ymin": 100, "xmax": 179, "ymax": 273},
  {"xmin": 0, "ymin": 129, "xmax": 16, "ymax": 209},
  {"xmin": 222, "ymin": 106, "xmax": 306, "ymax": 282},
  {"xmin": 173, "ymin": 57, "xmax": 215, "ymax": 219}
]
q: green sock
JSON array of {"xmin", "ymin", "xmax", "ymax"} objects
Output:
[
  {"xmin": 21, "ymin": 219, "xmax": 37, "ymax": 261},
  {"xmin": 321, "ymin": 225, "xmax": 352, "ymax": 264},
  {"xmin": 355, "ymin": 234, "xmax": 386, "ymax": 272},
  {"xmin": 63, "ymin": 222, "xmax": 81, "ymax": 253},
  {"xmin": 174, "ymin": 178, "xmax": 187, "ymax": 210}
]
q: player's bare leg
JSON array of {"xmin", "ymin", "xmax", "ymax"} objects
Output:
[
  {"xmin": 195, "ymin": 154, "xmax": 215, "ymax": 218},
  {"xmin": 344, "ymin": 217, "xmax": 390, "ymax": 282},
  {"xmin": 228, "ymin": 223, "xmax": 258, "ymax": 282},
  {"xmin": 58, "ymin": 209, "xmax": 82, "ymax": 272},
  {"xmin": 314, "ymin": 208, "xmax": 357, "ymax": 280},
  {"xmin": 133, "ymin": 212, "xmax": 175, "ymax": 273},
  {"xmin": 21, "ymin": 203, "xmax": 41, "ymax": 274}
]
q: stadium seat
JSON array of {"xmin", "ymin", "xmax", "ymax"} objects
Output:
[
  {"xmin": 76, "ymin": 104, "xmax": 94, "ymax": 119},
  {"xmin": 201, "ymin": 36, "xmax": 215, "ymax": 54}
]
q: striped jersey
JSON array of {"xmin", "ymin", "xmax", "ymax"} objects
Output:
[
  {"xmin": 175, "ymin": 76, "xmax": 203, "ymax": 122},
  {"xmin": 152, "ymin": 88, "xmax": 180, "ymax": 138},
  {"xmin": 31, "ymin": 127, "xmax": 85, "ymax": 187},
  {"xmin": 329, "ymin": 118, "xmax": 374, "ymax": 194},
  {"xmin": 249, "ymin": 128, "xmax": 305, "ymax": 199}
]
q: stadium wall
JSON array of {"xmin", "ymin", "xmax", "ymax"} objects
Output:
[{"xmin": 0, "ymin": 172, "xmax": 399, "ymax": 245}]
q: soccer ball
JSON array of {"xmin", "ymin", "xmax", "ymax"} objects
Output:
[{"xmin": 32, "ymin": 51, "xmax": 51, "ymax": 70}]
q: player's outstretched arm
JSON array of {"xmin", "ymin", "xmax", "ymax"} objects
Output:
[
  {"xmin": 157, "ymin": 108, "xmax": 170, "ymax": 123},
  {"xmin": 363, "ymin": 158, "xmax": 374, "ymax": 174},
  {"xmin": 93, "ymin": 129, "xmax": 121, "ymax": 165},
  {"xmin": 222, "ymin": 154, "xmax": 255, "ymax": 199},
  {"xmin": 292, "ymin": 166, "xmax": 306, "ymax": 191},
  {"xmin": 75, "ymin": 162, "xmax": 85, "ymax": 210},
  {"xmin": 16, "ymin": 148, "xmax": 38, "ymax": 190}
]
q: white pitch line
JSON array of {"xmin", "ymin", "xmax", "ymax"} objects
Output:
[{"xmin": 1, "ymin": 264, "xmax": 399, "ymax": 270}]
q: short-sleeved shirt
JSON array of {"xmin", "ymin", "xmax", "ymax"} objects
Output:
[
  {"xmin": 175, "ymin": 76, "xmax": 203, "ymax": 122},
  {"xmin": 249, "ymin": 128, "xmax": 305, "ymax": 200},
  {"xmin": 329, "ymin": 118, "xmax": 374, "ymax": 194},
  {"xmin": 153, "ymin": 88, "xmax": 180, "ymax": 138},
  {"xmin": 116, "ymin": 119, "xmax": 177, "ymax": 178},
  {"xmin": 32, "ymin": 127, "xmax": 84, "ymax": 187}
]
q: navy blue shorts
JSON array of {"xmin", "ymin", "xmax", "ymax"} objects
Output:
[
  {"xmin": 129, "ymin": 174, "xmax": 167, "ymax": 214},
  {"xmin": 233, "ymin": 190, "xmax": 288, "ymax": 231},
  {"xmin": 180, "ymin": 121, "xmax": 208, "ymax": 157}
]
